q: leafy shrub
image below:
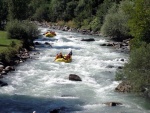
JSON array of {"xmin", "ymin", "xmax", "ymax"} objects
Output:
[
  {"xmin": 127, "ymin": 0, "xmax": 150, "ymax": 43},
  {"xmin": 115, "ymin": 70, "xmax": 126, "ymax": 81},
  {"xmin": 101, "ymin": 2, "xmax": 130, "ymax": 41},
  {"xmin": 119, "ymin": 43, "xmax": 150, "ymax": 91},
  {"xmin": 66, "ymin": 20, "xmax": 77, "ymax": 28},
  {"xmin": 89, "ymin": 17, "xmax": 101, "ymax": 32},
  {"xmin": 57, "ymin": 20, "xmax": 65, "ymax": 26},
  {"xmin": 0, "ymin": 46, "xmax": 19, "ymax": 64},
  {"xmin": 6, "ymin": 20, "xmax": 39, "ymax": 49}
]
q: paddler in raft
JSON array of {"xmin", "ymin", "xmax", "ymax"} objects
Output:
[
  {"xmin": 54, "ymin": 50, "xmax": 72, "ymax": 61},
  {"xmin": 54, "ymin": 52, "xmax": 65, "ymax": 61}
]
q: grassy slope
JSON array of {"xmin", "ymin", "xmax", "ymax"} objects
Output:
[{"xmin": 0, "ymin": 31, "xmax": 21, "ymax": 51}]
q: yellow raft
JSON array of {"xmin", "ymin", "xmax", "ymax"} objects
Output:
[
  {"xmin": 55, "ymin": 56, "xmax": 72, "ymax": 63},
  {"xmin": 45, "ymin": 33, "xmax": 55, "ymax": 37}
]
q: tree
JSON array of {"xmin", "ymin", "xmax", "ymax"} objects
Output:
[
  {"xmin": 7, "ymin": 0, "xmax": 30, "ymax": 20},
  {"xmin": 64, "ymin": 1, "xmax": 78, "ymax": 21},
  {"xmin": 100, "ymin": 1, "xmax": 131, "ymax": 41},
  {"xmin": 28, "ymin": 0, "xmax": 51, "ymax": 20},
  {"xmin": 122, "ymin": 43, "xmax": 150, "ymax": 91},
  {"xmin": 6, "ymin": 20, "xmax": 39, "ymax": 49},
  {"xmin": 0, "ymin": 0, "xmax": 8, "ymax": 29},
  {"xmin": 95, "ymin": 0, "xmax": 114, "ymax": 30},
  {"xmin": 128, "ymin": 0, "xmax": 150, "ymax": 43},
  {"xmin": 32, "ymin": 4, "xmax": 50, "ymax": 22}
]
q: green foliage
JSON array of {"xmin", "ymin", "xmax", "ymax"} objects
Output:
[
  {"xmin": 115, "ymin": 70, "xmax": 126, "ymax": 81},
  {"xmin": 96, "ymin": 0, "xmax": 114, "ymax": 28},
  {"xmin": 57, "ymin": 21, "xmax": 66, "ymax": 26},
  {"xmin": 101, "ymin": 2, "xmax": 130, "ymax": 40},
  {"xmin": 81, "ymin": 18, "xmax": 92, "ymax": 30},
  {"xmin": 89, "ymin": 17, "xmax": 101, "ymax": 32},
  {"xmin": 121, "ymin": 43, "xmax": 150, "ymax": 91},
  {"xmin": 10, "ymin": 41, "xmax": 16, "ymax": 47},
  {"xmin": 0, "ymin": 30, "xmax": 22, "ymax": 63},
  {"xmin": 128, "ymin": 0, "xmax": 150, "ymax": 42},
  {"xmin": 0, "ymin": 46, "xmax": 19, "ymax": 64},
  {"xmin": 5, "ymin": 20, "xmax": 39, "ymax": 48},
  {"xmin": 32, "ymin": 4, "xmax": 50, "ymax": 22},
  {"xmin": 50, "ymin": 0, "xmax": 70, "ymax": 21},
  {"xmin": 8, "ymin": 0, "xmax": 30, "ymax": 20},
  {"xmin": 66, "ymin": 20, "xmax": 77, "ymax": 28},
  {"xmin": 0, "ymin": 0, "xmax": 8, "ymax": 29},
  {"xmin": 64, "ymin": 1, "xmax": 78, "ymax": 21},
  {"xmin": 0, "ymin": 31, "xmax": 22, "ymax": 50}
]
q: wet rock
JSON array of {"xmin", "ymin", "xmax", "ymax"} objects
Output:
[
  {"xmin": 34, "ymin": 42, "xmax": 41, "ymax": 45},
  {"xmin": 50, "ymin": 109, "xmax": 60, "ymax": 113},
  {"xmin": 0, "ymin": 62, "xmax": 3, "ymax": 65},
  {"xmin": 4, "ymin": 66, "xmax": 15, "ymax": 72},
  {"xmin": 100, "ymin": 43, "xmax": 107, "ymax": 46},
  {"xmin": 49, "ymin": 107, "xmax": 66, "ymax": 113},
  {"xmin": 45, "ymin": 42, "xmax": 52, "ymax": 47},
  {"xmin": 0, "ymin": 67, "xmax": 4, "ymax": 72},
  {"xmin": 0, "ymin": 64, "xmax": 4, "ymax": 68},
  {"xmin": 115, "ymin": 81, "xmax": 132, "ymax": 92},
  {"xmin": 1, "ymin": 70, "xmax": 7, "ymax": 75},
  {"xmin": 0, "ymin": 80, "xmax": 8, "ymax": 87},
  {"xmin": 106, "ymin": 65, "xmax": 115, "ymax": 68},
  {"xmin": 81, "ymin": 38, "xmax": 95, "ymax": 41},
  {"xmin": 0, "ymin": 74, "xmax": 3, "ymax": 78},
  {"xmin": 117, "ymin": 66, "xmax": 123, "ymax": 69},
  {"xmin": 103, "ymin": 102, "xmax": 122, "ymax": 106},
  {"xmin": 69, "ymin": 74, "xmax": 82, "ymax": 81}
]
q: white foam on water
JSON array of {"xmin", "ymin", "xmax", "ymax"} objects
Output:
[{"xmin": 0, "ymin": 27, "xmax": 149, "ymax": 113}]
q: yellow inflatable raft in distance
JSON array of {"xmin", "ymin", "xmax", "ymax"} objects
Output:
[
  {"xmin": 55, "ymin": 56, "xmax": 72, "ymax": 63},
  {"xmin": 45, "ymin": 33, "xmax": 55, "ymax": 37}
]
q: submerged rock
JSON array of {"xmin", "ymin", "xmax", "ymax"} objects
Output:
[{"xmin": 103, "ymin": 102, "xmax": 122, "ymax": 106}]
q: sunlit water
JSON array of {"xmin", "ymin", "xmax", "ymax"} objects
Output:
[{"xmin": 0, "ymin": 27, "xmax": 149, "ymax": 113}]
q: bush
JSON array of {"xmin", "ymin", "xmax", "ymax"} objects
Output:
[
  {"xmin": 101, "ymin": 2, "xmax": 130, "ymax": 41},
  {"xmin": 0, "ymin": 46, "xmax": 20, "ymax": 64},
  {"xmin": 57, "ymin": 20, "xmax": 65, "ymax": 26},
  {"xmin": 66, "ymin": 20, "xmax": 77, "ymax": 28},
  {"xmin": 115, "ymin": 70, "xmax": 126, "ymax": 81},
  {"xmin": 6, "ymin": 20, "xmax": 39, "ymax": 49},
  {"xmin": 119, "ymin": 43, "xmax": 150, "ymax": 91},
  {"xmin": 89, "ymin": 17, "xmax": 101, "ymax": 32},
  {"xmin": 127, "ymin": 0, "xmax": 150, "ymax": 43}
]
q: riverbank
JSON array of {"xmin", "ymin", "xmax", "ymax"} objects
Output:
[{"xmin": 0, "ymin": 48, "xmax": 31, "ymax": 86}]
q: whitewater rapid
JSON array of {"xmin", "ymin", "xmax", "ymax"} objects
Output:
[{"xmin": 0, "ymin": 27, "xmax": 149, "ymax": 113}]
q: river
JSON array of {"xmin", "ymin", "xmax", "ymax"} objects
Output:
[{"xmin": 0, "ymin": 27, "xmax": 149, "ymax": 113}]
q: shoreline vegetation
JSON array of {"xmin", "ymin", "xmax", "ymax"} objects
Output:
[{"xmin": 0, "ymin": 31, "xmax": 32, "ymax": 86}]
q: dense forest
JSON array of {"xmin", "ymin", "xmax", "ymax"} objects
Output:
[{"xmin": 0, "ymin": 0, "xmax": 150, "ymax": 96}]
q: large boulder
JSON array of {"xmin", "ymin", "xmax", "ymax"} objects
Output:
[
  {"xmin": 69, "ymin": 74, "xmax": 82, "ymax": 81},
  {"xmin": 4, "ymin": 66, "xmax": 15, "ymax": 72},
  {"xmin": 0, "ymin": 80, "xmax": 8, "ymax": 87},
  {"xmin": 115, "ymin": 81, "xmax": 131, "ymax": 92},
  {"xmin": 0, "ymin": 66, "xmax": 4, "ymax": 72},
  {"xmin": 81, "ymin": 38, "xmax": 95, "ymax": 41}
]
